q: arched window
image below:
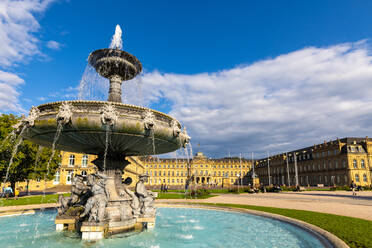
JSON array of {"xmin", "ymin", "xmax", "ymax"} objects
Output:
[
  {"xmin": 361, "ymin": 159, "xmax": 366, "ymax": 169},
  {"xmin": 81, "ymin": 171, "xmax": 87, "ymax": 176},
  {"xmin": 355, "ymin": 174, "xmax": 360, "ymax": 182},
  {"xmin": 81, "ymin": 155, "xmax": 88, "ymax": 167},
  {"xmin": 353, "ymin": 159, "xmax": 357, "ymax": 169},
  {"xmin": 69, "ymin": 155, "xmax": 75, "ymax": 166},
  {"xmin": 363, "ymin": 174, "xmax": 367, "ymax": 182}
]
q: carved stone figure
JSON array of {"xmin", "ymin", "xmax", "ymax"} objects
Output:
[
  {"xmin": 143, "ymin": 110, "xmax": 155, "ymax": 130},
  {"xmin": 58, "ymin": 174, "xmax": 88, "ymax": 216},
  {"xmin": 135, "ymin": 174, "xmax": 157, "ymax": 217},
  {"xmin": 171, "ymin": 119, "xmax": 181, "ymax": 137},
  {"xmin": 122, "ymin": 177, "xmax": 140, "ymax": 217},
  {"xmin": 100, "ymin": 103, "xmax": 118, "ymax": 125},
  {"xmin": 80, "ymin": 173, "xmax": 108, "ymax": 222},
  {"xmin": 57, "ymin": 102, "xmax": 73, "ymax": 125}
]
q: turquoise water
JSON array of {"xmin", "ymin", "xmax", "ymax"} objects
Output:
[{"xmin": 0, "ymin": 207, "xmax": 325, "ymax": 248}]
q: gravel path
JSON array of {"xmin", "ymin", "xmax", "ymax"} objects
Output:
[{"xmin": 157, "ymin": 191, "xmax": 372, "ymax": 220}]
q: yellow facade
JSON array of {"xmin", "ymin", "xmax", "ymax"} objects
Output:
[
  {"xmin": 256, "ymin": 137, "xmax": 372, "ymax": 187},
  {"xmin": 141, "ymin": 152, "xmax": 253, "ymax": 187},
  {"xmin": 56, "ymin": 152, "xmax": 144, "ymax": 188}
]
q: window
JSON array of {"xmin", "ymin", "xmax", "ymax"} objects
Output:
[
  {"xmin": 363, "ymin": 174, "xmax": 367, "ymax": 182},
  {"xmin": 343, "ymin": 160, "xmax": 346, "ymax": 168},
  {"xmin": 353, "ymin": 159, "xmax": 357, "ymax": 169},
  {"xmin": 69, "ymin": 155, "xmax": 75, "ymax": 166},
  {"xmin": 355, "ymin": 174, "xmax": 360, "ymax": 182},
  {"xmin": 361, "ymin": 159, "xmax": 366, "ymax": 169},
  {"xmin": 181, "ymin": 179, "xmax": 183, "ymax": 183},
  {"xmin": 81, "ymin": 155, "xmax": 88, "ymax": 167},
  {"xmin": 81, "ymin": 171, "xmax": 87, "ymax": 176},
  {"xmin": 334, "ymin": 149, "xmax": 338, "ymax": 155},
  {"xmin": 66, "ymin": 171, "xmax": 73, "ymax": 184},
  {"xmin": 335, "ymin": 161, "xmax": 338, "ymax": 169},
  {"xmin": 54, "ymin": 171, "xmax": 60, "ymax": 184}
]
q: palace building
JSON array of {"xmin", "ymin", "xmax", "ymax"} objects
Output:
[
  {"xmin": 255, "ymin": 137, "xmax": 372, "ymax": 187},
  {"xmin": 141, "ymin": 152, "xmax": 253, "ymax": 187}
]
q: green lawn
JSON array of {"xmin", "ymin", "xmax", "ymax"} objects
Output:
[
  {"xmin": 197, "ymin": 203, "xmax": 372, "ymax": 248},
  {"xmin": 0, "ymin": 194, "xmax": 69, "ymax": 207},
  {"xmin": 156, "ymin": 193, "xmax": 216, "ymax": 199}
]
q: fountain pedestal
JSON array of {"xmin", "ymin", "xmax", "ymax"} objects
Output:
[
  {"xmin": 81, "ymin": 222, "xmax": 108, "ymax": 241},
  {"xmin": 55, "ymin": 217, "xmax": 77, "ymax": 231}
]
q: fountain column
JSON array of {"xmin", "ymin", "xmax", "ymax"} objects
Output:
[{"xmin": 108, "ymin": 75, "xmax": 123, "ymax": 102}]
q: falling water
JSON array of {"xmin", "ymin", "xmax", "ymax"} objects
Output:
[
  {"xmin": 33, "ymin": 145, "xmax": 43, "ymax": 176},
  {"xmin": 151, "ymin": 130, "xmax": 156, "ymax": 155},
  {"xmin": 78, "ymin": 64, "xmax": 109, "ymax": 101},
  {"xmin": 188, "ymin": 142, "xmax": 194, "ymax": 160},
  {"xmin": 0, "ymin": 131, "xmax": 16, "ymax": 150},
  {"xmin": 103, "ymin": 125, "xmax": 111, "ymax": 172},
  {"xmin": 109, "ymin": 24, "xmax": 123, "ymax": 50},
  {"xmin": 2, "ymin": 125, "xmax": 27, "ymax": 187}
]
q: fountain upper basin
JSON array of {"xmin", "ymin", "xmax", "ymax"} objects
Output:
[
  {"xmin": 21, "ymin": 100, "xmax": 187, "ymax": 156},
  {"xmin": 88, "ymin": 49, "xmax": 142, "ymax": 81}
]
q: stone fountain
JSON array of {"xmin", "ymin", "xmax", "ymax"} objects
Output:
[{"xmin": 17, "ymin": 25, "xmax": 190, "ymax": 241}]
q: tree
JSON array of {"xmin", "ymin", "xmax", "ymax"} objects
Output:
[{"xmin": 0, "ymin": 114, "xmax": 61, "ymax": 193}]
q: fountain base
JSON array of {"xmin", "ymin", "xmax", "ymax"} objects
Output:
[
  {"xmin": 81, "ymin": 222, "xmax": 109, "ymax": 241},
  {"xmin": 55, "ymin": 154, "xmax": 157, "ymax": 241}
]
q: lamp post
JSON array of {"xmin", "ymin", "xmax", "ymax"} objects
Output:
[{"xmin": 267, "ymin": 151, "xmax": 271, "ymax": 186}]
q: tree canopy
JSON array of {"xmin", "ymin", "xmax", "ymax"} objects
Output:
[{"xmin": 0, "ymin": 114, "xmax": 60, "ymax": 190}]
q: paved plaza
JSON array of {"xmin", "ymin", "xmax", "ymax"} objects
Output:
[{"xmin": 158, "ymin": 191, "xmax": 372, "ymax": 221}]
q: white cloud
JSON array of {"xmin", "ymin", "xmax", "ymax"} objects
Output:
[
  {"xmin": 141, "ymin": 41, "xmax": 372, "ymax": 157},
  {"xmin": 46, "ymin": 40, "xmax": 61, "ymax": 50},
  {"xmin": 0, "ymin": 0, "xmax": 55, "ymax": 113}
]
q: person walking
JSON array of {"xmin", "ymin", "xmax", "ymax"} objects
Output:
[
  {"xmin": 351, "ymin": 181, "xmax": 357, "ymax": 196},
  {"xmin": 164, "ymin": 184, "xmax": 168, "ymax": 193},
  {"xmin": 160, "ymin": 184, "xmax": 164, "ymax": 193},
  {"xmin": 14, "ymin": 188, "xmax": 19, "ymax": 200}
]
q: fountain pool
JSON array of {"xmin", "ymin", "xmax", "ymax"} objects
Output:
[{"xmin": 0, "ymin": 207, "xmax": 326, "ymax": 248}]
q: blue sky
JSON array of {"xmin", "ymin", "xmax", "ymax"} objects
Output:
[{"xmin": 2, "ymin": 0, "xmax": 372, "ymax": 158}]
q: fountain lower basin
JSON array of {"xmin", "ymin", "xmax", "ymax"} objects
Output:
[{"xmin": 0, "ymin": 207, "xmax": 329, "ymax": 248}]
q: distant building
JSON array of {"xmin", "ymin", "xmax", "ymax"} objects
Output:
[
  {"xmin": 255, "ymin": 137, "xmax": 372, "ymax": 187},
  {"xmin": 141, "ymin": 151, "xmax": 253, "ymax": 187},
  {"xmin": 54, "ymin": 152, "xmax": 144, "ymax": 188}
]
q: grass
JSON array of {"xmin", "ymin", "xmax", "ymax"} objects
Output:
[
  {"xmin": 156, "ymin": 193, "xmax": 216, "ymax": 199},
  {"xmin": 0, "ymin": 192, "xmax": 215, "ymax": 206},
  {"xmin": 196, "ymin": 203, "xmax": 372, "ymax": 248},
  {"xmin": 0, "ymin": 193, "xmax": 69, "ymax": 207}
]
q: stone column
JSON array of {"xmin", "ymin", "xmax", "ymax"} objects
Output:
[{"xmin": 108, "ymin": 75, "xmax": 123, "ymax": 102}]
